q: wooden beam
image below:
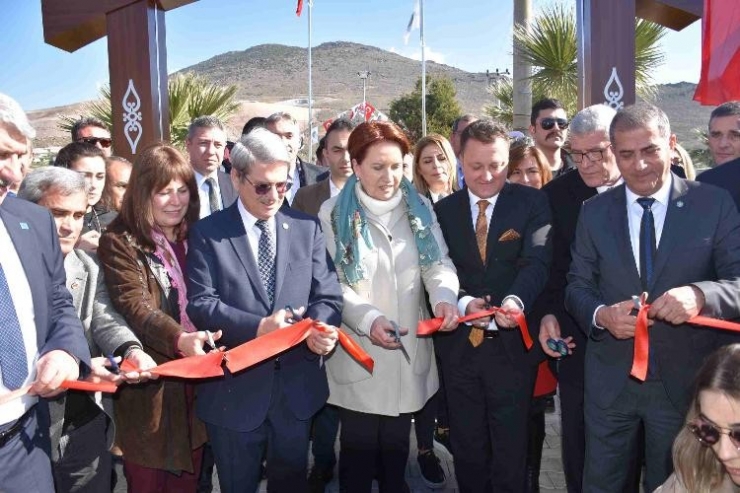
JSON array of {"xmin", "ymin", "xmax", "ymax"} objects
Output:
[{"xmin": 636, "ymin": 0, "xmax": 702, "ymax": 31}]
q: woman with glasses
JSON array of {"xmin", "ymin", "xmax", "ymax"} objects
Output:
[
  {"xmin": 319, "ymin": 121, "xmax": 460, "ymax": 492},
  {"xmin": 656, "ymin": 344, "xmax": 740, "ymax": 492},
  {"xmin": 412, "ymin": 134, "xmax": 459, "ymax": 203},
  {"xmin": 98, "ymin": 144, "xmax": 219, "ymax": 492}
]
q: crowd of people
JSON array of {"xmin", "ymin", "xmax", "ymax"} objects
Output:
[{"xmin": 2, "ymin": 88, "xmax": 740, "ymax": 493}]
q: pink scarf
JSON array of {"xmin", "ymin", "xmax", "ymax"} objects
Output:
[{"xmin": 151, "ymin": 229, "xmax": 197, "ymax": 333}]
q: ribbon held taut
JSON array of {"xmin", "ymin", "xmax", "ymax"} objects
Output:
[{"xmin": 417, "ymin": 307, "xmax": 534, "ymax": 350}]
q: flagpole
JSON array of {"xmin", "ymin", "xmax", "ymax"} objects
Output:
[
  {"xmin": 307, "ymin": 0, "xmax": 313, "ymax": 161},
  {"xmin": 420, "ymin": 0, "xmax": 426, "ymax": 137}
]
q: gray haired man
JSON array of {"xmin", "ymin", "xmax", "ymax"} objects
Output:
[{"xmin": 19, "ymin": 167, "xmax": 157, "ymax": 492}]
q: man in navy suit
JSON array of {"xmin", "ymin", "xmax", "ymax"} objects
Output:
[
  {"xmin": 186, "ymin": 127, "xmax": 343, "ymax": 493},
  {"xmin": 565, "ymin": 103, "xmax": 740, "ymax": 492},
  {"xmin": 0, "ymin": 93, "xmax": 90, "ymax": 492}
]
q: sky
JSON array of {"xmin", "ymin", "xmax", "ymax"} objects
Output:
[{"xmin": 1, "ymin": 0, "xmax": 703, "ymax": 112}]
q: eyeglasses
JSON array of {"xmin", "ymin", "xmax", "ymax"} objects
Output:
[
  {"xmin": 243, "ymin": 175, "xmax": 292, "ymax": 195},
  {"xmin": 539, "ymin": 118, "xmax": 569, "ymax": 131},
  {"xmin": 568, "ymin": 145, "xmax": 611, "ymax": 164},
  {"xmin": 687, "ymin": 417, "xmax": 740, "ymax": 450},
  {"xmin": 78, "ymin": 137, "xmax": 112, "ymax": 148}
]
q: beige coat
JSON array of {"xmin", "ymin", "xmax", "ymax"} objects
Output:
[{"xmin": 319, "ymin": 194, "xmax": 459, "ymax": 416}]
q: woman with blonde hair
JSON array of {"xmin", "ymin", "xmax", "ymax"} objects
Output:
[
  {"xmin": 656, "ymin": 344, "xmax": 740, "ymax": 492},
  {"xmin": 412, "ymin": 133, "xmax": 459, "ymax": 202}
]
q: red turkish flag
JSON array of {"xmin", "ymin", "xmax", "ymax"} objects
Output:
[
  {"xmin": 296, "ymin": 0, "xmax": 303, "ymax": 16},
  {"xmin": 694, "ymin": 0, "xmax": 740, "ymax": 105}
]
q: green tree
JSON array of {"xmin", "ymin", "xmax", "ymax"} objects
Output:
[
  {"xmin": 389, "ymin": 75, "xmax": 462, "ymax": 142},
  {"xmin": 488, "ymin": 2, "xmax": 667, "ymax": 121},
  {"xmin": 58, "ymin": 73, "xmax": 240, "ymax": 147}
]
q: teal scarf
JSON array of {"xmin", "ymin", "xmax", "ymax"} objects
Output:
[{"xmin": 331, "ymin": 174, "xmax": 441, "ymax": 286}]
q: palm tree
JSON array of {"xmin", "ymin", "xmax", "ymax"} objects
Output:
[
  {"xmin": 58, "ymin": 73, "xmax": 240, "ymax": 146},
  {"xmin": 487, "ymin": 2, "xmax": 667, "ymax": 121}
]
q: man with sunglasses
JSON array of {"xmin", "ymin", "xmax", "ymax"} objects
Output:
[
  {"xmin": 71, "ymin": 117, "xmax": 112, "ymax": 157},
  {"xmin": 529, "ymin": 98, "xmax": 574, "ymax": 179},
  {"xmin": 186, "ymin": 127, "xmax": 342, "ymax": 493},
  {"xmin": 565, "ymin": 103, "xmax": 740, "ymax": 493}
]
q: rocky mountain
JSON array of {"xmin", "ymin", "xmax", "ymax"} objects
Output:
[{"xmin": 30, "ymin": 41, "xmax": 711, "ymax": 150}]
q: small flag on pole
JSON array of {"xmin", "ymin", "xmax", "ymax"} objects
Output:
[
  {"xmin": 403, "ymin": 0, "xmax": 421, "ymax": 45},
  {"xmin": 296, "ymin": 0, "xmax": 303, "ymax": 16}
]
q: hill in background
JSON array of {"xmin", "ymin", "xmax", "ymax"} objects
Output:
[{"xmin": 29, "ymin": 41, "xmax": 711, "ymax": 150}]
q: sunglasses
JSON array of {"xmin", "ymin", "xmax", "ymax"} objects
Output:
[
  {"xmin": 79, "ymin": 137, "xmax": 113, "ymax": 148},
  {"xmin": 243, "ymin": 175, "xmax": 292, "ymax": 195},
  {"xmin": 688, "ymin": 417, "xmax": 740, "ymax": 449},
  {"xmin": 539, "ymin": 118, "xmax": 569, "ymax": 131}
]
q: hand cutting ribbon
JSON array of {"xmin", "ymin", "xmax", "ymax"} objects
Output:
[
  {"xmin": 1, "ymin": 319, "xmax": 374, "ymax": 405},
  {"xmin": 418, "ymin": 307, "xmax": 534, "ymax": 350},
  {"xmin": 631, "ymin": 294, "xmax": 740, "ymax": 381}
]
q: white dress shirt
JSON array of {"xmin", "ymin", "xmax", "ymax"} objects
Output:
[
  {"xmin": 329, "ymin": 178, "xmax": 342, "ymax": 198},
  {"xmin": 195, "ymin": 170, "xmax": 224, "ymax": 219},
  {"xmin": 237, "ymin": 198, "xmax": 275, "ymax": 267},
  {"xmin": 0, "ymin": 217, "xmax": 39, "ymax": 424}
]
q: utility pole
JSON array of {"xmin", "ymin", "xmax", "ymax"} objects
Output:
[
  {"xmin": 513, "ymin": 0, "xmax": 533, "ymax": 131},
  {"xmin": 357, "ymin": 70, "xmax": 371, "ymax": 114}
]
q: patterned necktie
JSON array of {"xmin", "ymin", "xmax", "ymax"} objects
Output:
[
  {"xmin": 255, "ymin": 219, "xmax": 276, "ymax": 306},
  {"xmin": 470, "ymin": 200, "xmax": 490, "ymax": 348},
  {"xmin": 637, "ymin": 197, "xmax": 656, "ymax": 291},
  {"xmin": 475, "ymin": 200, "xmax": 489, "ymax": 264},
  {"xmin": 205, "ymin": 177, "xmax": 220, "ymax": 214},
  {"xmin": 0, "ymin": 263, "xmax": 28, "ymax": 390}
]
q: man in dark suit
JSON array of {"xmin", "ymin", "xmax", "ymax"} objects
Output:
[
  {"xmin": 535, "ymin": 104, "xmax": 621, "ymax": 493},
  {"xmin": 293, "ymin": 118, "xmax": 354, "ymax": 218},
  {"xmin": 565, "ymin": 102, "xmax": 740, "ymax": 493},
  {"xmin": 266, "ymin": 112, "xmax": 327, "ymax": 205},
  {"xmin": 0, "ymin": 93, "xmax": 90, "ymax": 492},
  {"xmin": 697, "ymin": 102, "xmax": 740, "ymax": 210},
  {"xmin": 185, "ymin": 115, "xmax": 238, "ymax": 219},
  {"xmin": 186, "ymin": 127, "xmax": 343, "ymax": 493},
  {"xmin": 434, "ymin": 119, "xmax": 552, "ymax": 492}
]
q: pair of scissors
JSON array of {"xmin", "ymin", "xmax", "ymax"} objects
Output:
[
  {"xmin": 204, "ymin": 331, "xmax": 217, "ymax": 352},
  {"xmin": 546, "ymin": 339, "xmax": 569, "ymax": 357},
  {"xmin": 285, "ymin": 305, "xmax": 303, "ymax": 324},
  {"xmin": 389, "ymin": 321, "xmax": 411, "ymax": 364}
]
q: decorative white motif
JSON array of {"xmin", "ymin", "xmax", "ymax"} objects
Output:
[
  {"xmin": 603, "ymin": 67, "xmax": 625, "ymax": 110},
  {"xmin": 122, "ymin": 79, "xmax": 143, "ymax": 153}
]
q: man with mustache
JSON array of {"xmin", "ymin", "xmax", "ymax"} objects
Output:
[{"xmin": 529, "ymin": 98, "xmax": 574, "ymax": 179}]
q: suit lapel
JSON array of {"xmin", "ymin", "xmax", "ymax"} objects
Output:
[
  {"xmin": 315, "ymin": 179, "xmax": 331, "ymax": 213},
  {"xmin": 608, "ymin": 186, "xmax": 642, "ymax": 292},
  {"xmin": 273, "ymin": 211, "xmax": 291, "ymax": 304},
  {"xmin": 0, "ymin": 205, "xmax": 46, "ymax": 347},
  {"xmin": 651, "ymin": 177, "xmax": 690, "ymax": 287},
  {"xmin": 64, "ymin": 252, "xmax": 87, "ymax": 317},
  {"xmin": 225, "ymin": 204, "xmax": 271, "ymax": 309},
  {"xmin": 487, "ymin": 184, "xmax": 516, "ymax": 262},
  {"xmin": 217, "ymin": 171, "xmax": 237, "ymax": 207}
]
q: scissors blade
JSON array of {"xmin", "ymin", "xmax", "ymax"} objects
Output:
[
  {"xmin": 631, "ymin": 295, "xmax": 642, "ymax": 311},
  {"xmin": 205, "ymin": 330, "xmax": 216, "ymax": 350},
  {"xmin": 391, "ymin": 321, "xmax": 411, "ymax": 364}
]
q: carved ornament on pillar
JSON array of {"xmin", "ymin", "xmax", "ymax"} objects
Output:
[
  {"xmin": 122, "ymin": 79, "xmax": 143, "ymax": 153},
  {"xmin": 603, "ymin": 67, "xmax": 625, "ymax": 110}
]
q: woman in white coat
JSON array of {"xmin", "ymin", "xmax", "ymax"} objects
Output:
[{"xmin": 319, "ymin": 121, "xmax": 460, "ymax": 493}]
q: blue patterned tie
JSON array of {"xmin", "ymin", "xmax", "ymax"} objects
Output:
[
  {"xmin": 255, "ymin": 219, "xmax": 276, "ymax": 306},
  {"xmin": 637, "ymin": 197, "xmax": 657, "ymax": 291},
  {"xmin": 0, "ymin": 263, "xmax": 28, "ymax": 390}
]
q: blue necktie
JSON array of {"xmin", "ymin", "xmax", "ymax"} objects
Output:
[
  {"xmin": 0, "ymin": 263, "xmax": 28, "ymax": 390},
  {"xmin": 255, "ymin": 219, "xmax": 276, "ymax": 306},
  {"xmin": 637, "ymin": 197, "xmax": 656, "ymax": 291}
]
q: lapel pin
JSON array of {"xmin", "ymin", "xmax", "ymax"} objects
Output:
[
  {"xmin": 20, "ymin": 222, "xmax": 29, "ymax": 230},
  {"xmin": 282, "ymin": 222, "xmax": 289, "ymax": 230},
  {"xmin": 70, "ymin": 281, "xmax": 79, "ymax": 289},
  {"xmin": 676, "ymin": 201, "xmax": 684, "ymax": 208}
]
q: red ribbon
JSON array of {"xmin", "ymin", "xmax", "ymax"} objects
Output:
[
  {"xmin": 417, "ymin": 307, "xmax": 534, "ymax": 350},
  {"xmin": 631, "ymin": 304, "xmax": 740, "ymax": 381}
]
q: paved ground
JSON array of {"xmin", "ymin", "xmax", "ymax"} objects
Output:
[{"xmin": 115, "ymin": 406, "xmax": 567, "ymax": 492}]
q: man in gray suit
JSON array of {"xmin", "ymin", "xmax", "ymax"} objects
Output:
[
  {"xmin": 19, "ymin": 167, "xmax": 156, "ymax": 492},
  {"xmin": 565, "ymin": 103, "xmax": 740, "ymax": 492},
  {"xmin": 186, "ymin": 116, "xmax": 238, "ymax": 219}
]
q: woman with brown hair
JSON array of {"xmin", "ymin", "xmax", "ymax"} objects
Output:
[
  {"xmin": 412, "ymin": 133, "xmax": 459, "ymax": 202},
  {"xmin": 507, "ymin": 136, "xmax": 553, "ymax": 189},
  {"xmin": 319, "ymin": 121, "xmax": 460, "ymax": 492},
  {"xmin": 656, "ymin": 344, "xmax": 740, "ymax": 493},
  {"xmin": 97, "ymin": 144, "xmax": 219, "ymax": 492}
]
